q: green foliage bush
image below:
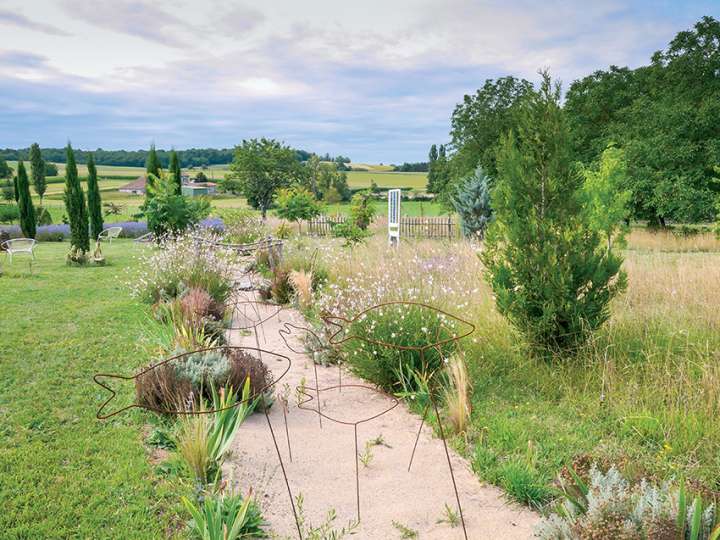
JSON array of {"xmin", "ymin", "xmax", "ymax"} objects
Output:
[
  {"xmin": 144, "ymin": 173, "xmax": 210, "ymax": 238},
  {"xmin": 341, "ymin": 303, "xmax": 460, "ymax": 393},
  {"xmin": 332, "ymin": 221, "xmax": 370, "ymax": 246},
  {"xmin": 482, "ymin": 73, "xmax": 626, "ymax": 354},
  {"xmin": 0, "ymin": 204, "xmax": 19, "ymax": 223},
  {"xmin": 349, "ymin": 191, "xmax": 376, "ymax": 230}
]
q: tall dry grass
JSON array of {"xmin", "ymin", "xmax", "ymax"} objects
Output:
[{"xmin": 311, "ymin": 232, "xmax": 720, "ymax": 485}]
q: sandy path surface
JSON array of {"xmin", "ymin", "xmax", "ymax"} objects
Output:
[{"xmin": 224, "ymin": 291, "xmax": 538, "ymax": 540}]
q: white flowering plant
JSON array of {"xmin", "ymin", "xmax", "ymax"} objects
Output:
[{"xmin": 130, "ymin": 232, "xmax": 237, "ymax": 305}]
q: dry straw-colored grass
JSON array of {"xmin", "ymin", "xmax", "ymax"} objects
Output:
[
  {"xmin": 444, "ymin": 354, "xmax": 472, "ymax": 435},
  {"xmin": 312, "ymin": 231, "xmax": 720, "ymax": 483}
]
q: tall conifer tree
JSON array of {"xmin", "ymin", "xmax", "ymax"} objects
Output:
[
  {"xmin": 29, "ymin": 143, "xmax": 46, "ymax": 205},
  {"xmin": 86, "ymin": 153, "xmax": 103, "ymax": 240},
  {"xmin": 145, "ymin": 144, "xmax": 161, "ymax": 202},
  {"xmin": 16, "ymin": 162, "xmax": 36, "ymax": 239},
  {"xmin": 482, "ymin": 72, "xmax": 626, "ymax": 353},
  {"xmin": 169, "ymin": 150, "xmax": 182, "ymax": 195},
  {"xmin": 63, "ymin": 144, "xmax": 90, "ymax": 252}
]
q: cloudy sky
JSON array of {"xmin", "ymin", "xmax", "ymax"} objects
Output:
[{"xmin": 0, "ymin": 1, "xmax": 714, "ymax": 162}]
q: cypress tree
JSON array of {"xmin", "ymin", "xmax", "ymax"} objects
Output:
[
  {"xmin": 86, "ymin": 153, "xmax": 103, "ymax": 240},
  {"xmin": 145, "ymin": 144, "xmax": 161, "ymax": 201},
  {"xmin": 16, "ymin": 162, "xmax": 36, "ymax": 239},
  {"xmin": 169, "ymin": 150, "xmax": 182, "ymax": 195},
  {"xmin": 482, "ymin": 72, "xmax": 626, "ymax": 354},
  {"xmin": 63, "ymin": 144, "xmax": 90, "ymax": 252},
  {"xmin": 13, "ymin": 174, "xmax": 19, "ymax": 203},
  {"xmin": 29, "ymin": 143, "xmax": 47, "ymax": 205}
]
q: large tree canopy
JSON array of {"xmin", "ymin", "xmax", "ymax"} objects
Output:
[
  {"xmin": 564, "ymin": 16, "xmax": 720, "ymax": 224},
  {"xmin": 228, "ymin": 138, "xmax": 306, "ymax": 218},
  {"xmin": 450, "ymin": 76, "xmax": 534, "ymax": 179}
]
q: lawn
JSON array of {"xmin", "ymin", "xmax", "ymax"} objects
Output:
[{"xmin": 0, "ymin": 240, "xmax": 182, "ymax": 538}]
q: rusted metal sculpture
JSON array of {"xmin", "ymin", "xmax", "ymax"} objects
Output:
[
  {"xmin": 297, "ymin": 382, "xmax": 399, "ymax": 522},
  {"xmin": 321, "ymin": 301, "xmax": 475, "ymax": 540},
  {"xmin": 93, "ymin": 345, "xmax": 302, "ymax": 539}
]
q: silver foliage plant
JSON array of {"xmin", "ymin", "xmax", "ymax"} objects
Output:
[{"xmin": 536, "ymin": 465, "xmax": 718, "ymax": 539}]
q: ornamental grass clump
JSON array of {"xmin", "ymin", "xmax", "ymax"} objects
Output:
[{"xmin": 131, "ymin": 232, "xmax": 236, "ymax": 306}]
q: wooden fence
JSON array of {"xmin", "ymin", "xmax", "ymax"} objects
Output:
[
  {"xmin": 306, "ymin": 215, "xmax": 346, "ymax": 236},
  {"xmin": 305, "ymin": 215, "xmax": 458, "ymax": 239},
  {"xmin": 400, "ymin": 216, "xmax": 457, "ymax": 239}
]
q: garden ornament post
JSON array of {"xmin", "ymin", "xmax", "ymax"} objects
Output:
[{"xmin": 387, "ymin": 188, "xmax": 401, "ymax": 246}]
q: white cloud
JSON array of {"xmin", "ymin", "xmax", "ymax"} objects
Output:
[{"xmin": 0, "ymin": 0, "xmax": 711, "ymax": 160}]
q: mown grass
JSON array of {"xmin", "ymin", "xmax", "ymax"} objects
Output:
[{"xmin": 0, "ymin": 240, "xmax": 183, "ymax": 538}]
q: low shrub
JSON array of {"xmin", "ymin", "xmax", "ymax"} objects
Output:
[
  {"xmin": 536, "ymin": 465, "xmax": 720, "ymax": 539},
  {"xmin": 338, "ymin": 303, "xmax": 461, "ymax": 393},
  {"xmin": 270, "ymin": 267, "xmax": 293, "ymax": 304},
  {"xmin": 219, "ymin": 208, "xmax": 267, "ymax": 244},
  {"xmin": 136, "ymin": 347, "xmax": 272, "ymax": 413},
  {"xmin": 131, "ymin": 233, "xmax": 236, "ymax": 305}
]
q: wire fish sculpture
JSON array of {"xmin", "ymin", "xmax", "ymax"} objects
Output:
[
  {"xmin": 319, "ymin": 301, "xmax": 476, "ymax": 540},
  {"xmin": 93, "ymin": 345, "xmax": 303, "ymax": 539}
]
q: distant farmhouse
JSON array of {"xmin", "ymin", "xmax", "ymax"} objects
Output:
[{"xmin": 118, "ymin": 176, "xmax": 217, "ymax": 197}]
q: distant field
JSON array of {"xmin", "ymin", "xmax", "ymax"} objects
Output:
[
  {"xmin": 346, "ymin": 171, "xmax": 427, "ymax": 189},
  {"xmin": 348, "ymin": 163, "xmax": 395, "ymax": 172},
  {"xmin": 9, "ymin": 161, "xmax": 427, "ymax": 191}
]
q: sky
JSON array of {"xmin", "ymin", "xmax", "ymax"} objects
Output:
[{"xmin": 0, "ymin": 1, "xmax": 715, "ymax": 163}]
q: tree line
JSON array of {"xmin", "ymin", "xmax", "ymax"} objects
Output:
[
  {"xmin": 430, "ymin": 16, "xmax": 720, "ymax": 225},
  {"xmin": 0, "ymin": 147, "xmax": 350, "ymax": 170}
]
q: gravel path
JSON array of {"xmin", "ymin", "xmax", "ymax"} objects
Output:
[{"xmin": 224, "ymin": 290, "xmax": 539, "ymax": 539}]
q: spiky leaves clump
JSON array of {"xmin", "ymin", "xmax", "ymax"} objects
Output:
[
  {"xmin": 451, "ymin": 165, "xmax": 492, "ymax": 239},
  {"xmin": 63, "ymin": 144, "xmax": 90, "ymax": 252},
  {"xmin": 169, "ymin": 150, "xmax": 182, "ymax": 195},
  {"xmin": 86, "ymin": 154, "xmax": 103, "ymax": 240},
  {"xmin": 29, "ymin": 143, "xmax": 46, "ymax": 205},
  {"xmin": 482, "ymin": 73, "xmax": 626, "ymax": 354},
  {"xmin": 16, "ymin": 162, "xmax": 36, "ymax": 239}
]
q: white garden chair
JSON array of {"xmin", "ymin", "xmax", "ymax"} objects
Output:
[
  {"xmin": 2, "ymin": 238, "xmax": 37, "ymax": 263},
  {"xmin": 98, "ymin": 226, "xmax": 122, "ymax": 244}
]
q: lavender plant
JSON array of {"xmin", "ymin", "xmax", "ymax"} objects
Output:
[{"xmin": 536, "ymin": 465, "xmax": 720, "ymax": 540}]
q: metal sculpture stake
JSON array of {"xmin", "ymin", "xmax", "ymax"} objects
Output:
[
  {"xmin": 297, "ymin": 383, "xmax": 400, "ymax": 522},
  {"xmin": 278, "ymin": 321, "xmax": 347, "ymax": 429},
  {"xmin": 227, "ymin": 295, "xmax": 285, "ymax": 362},
  {"xmin": 93, "ymin": 345, "xmax": 303, "ymax": 540},
  {"xmin": 322, "ymin": 301, "xmax": 475, "ymax": 540}
]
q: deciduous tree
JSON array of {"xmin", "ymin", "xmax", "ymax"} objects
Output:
[{"xmin": 228, "ymin": 138, "xmax": 305, "ymax": 218}]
